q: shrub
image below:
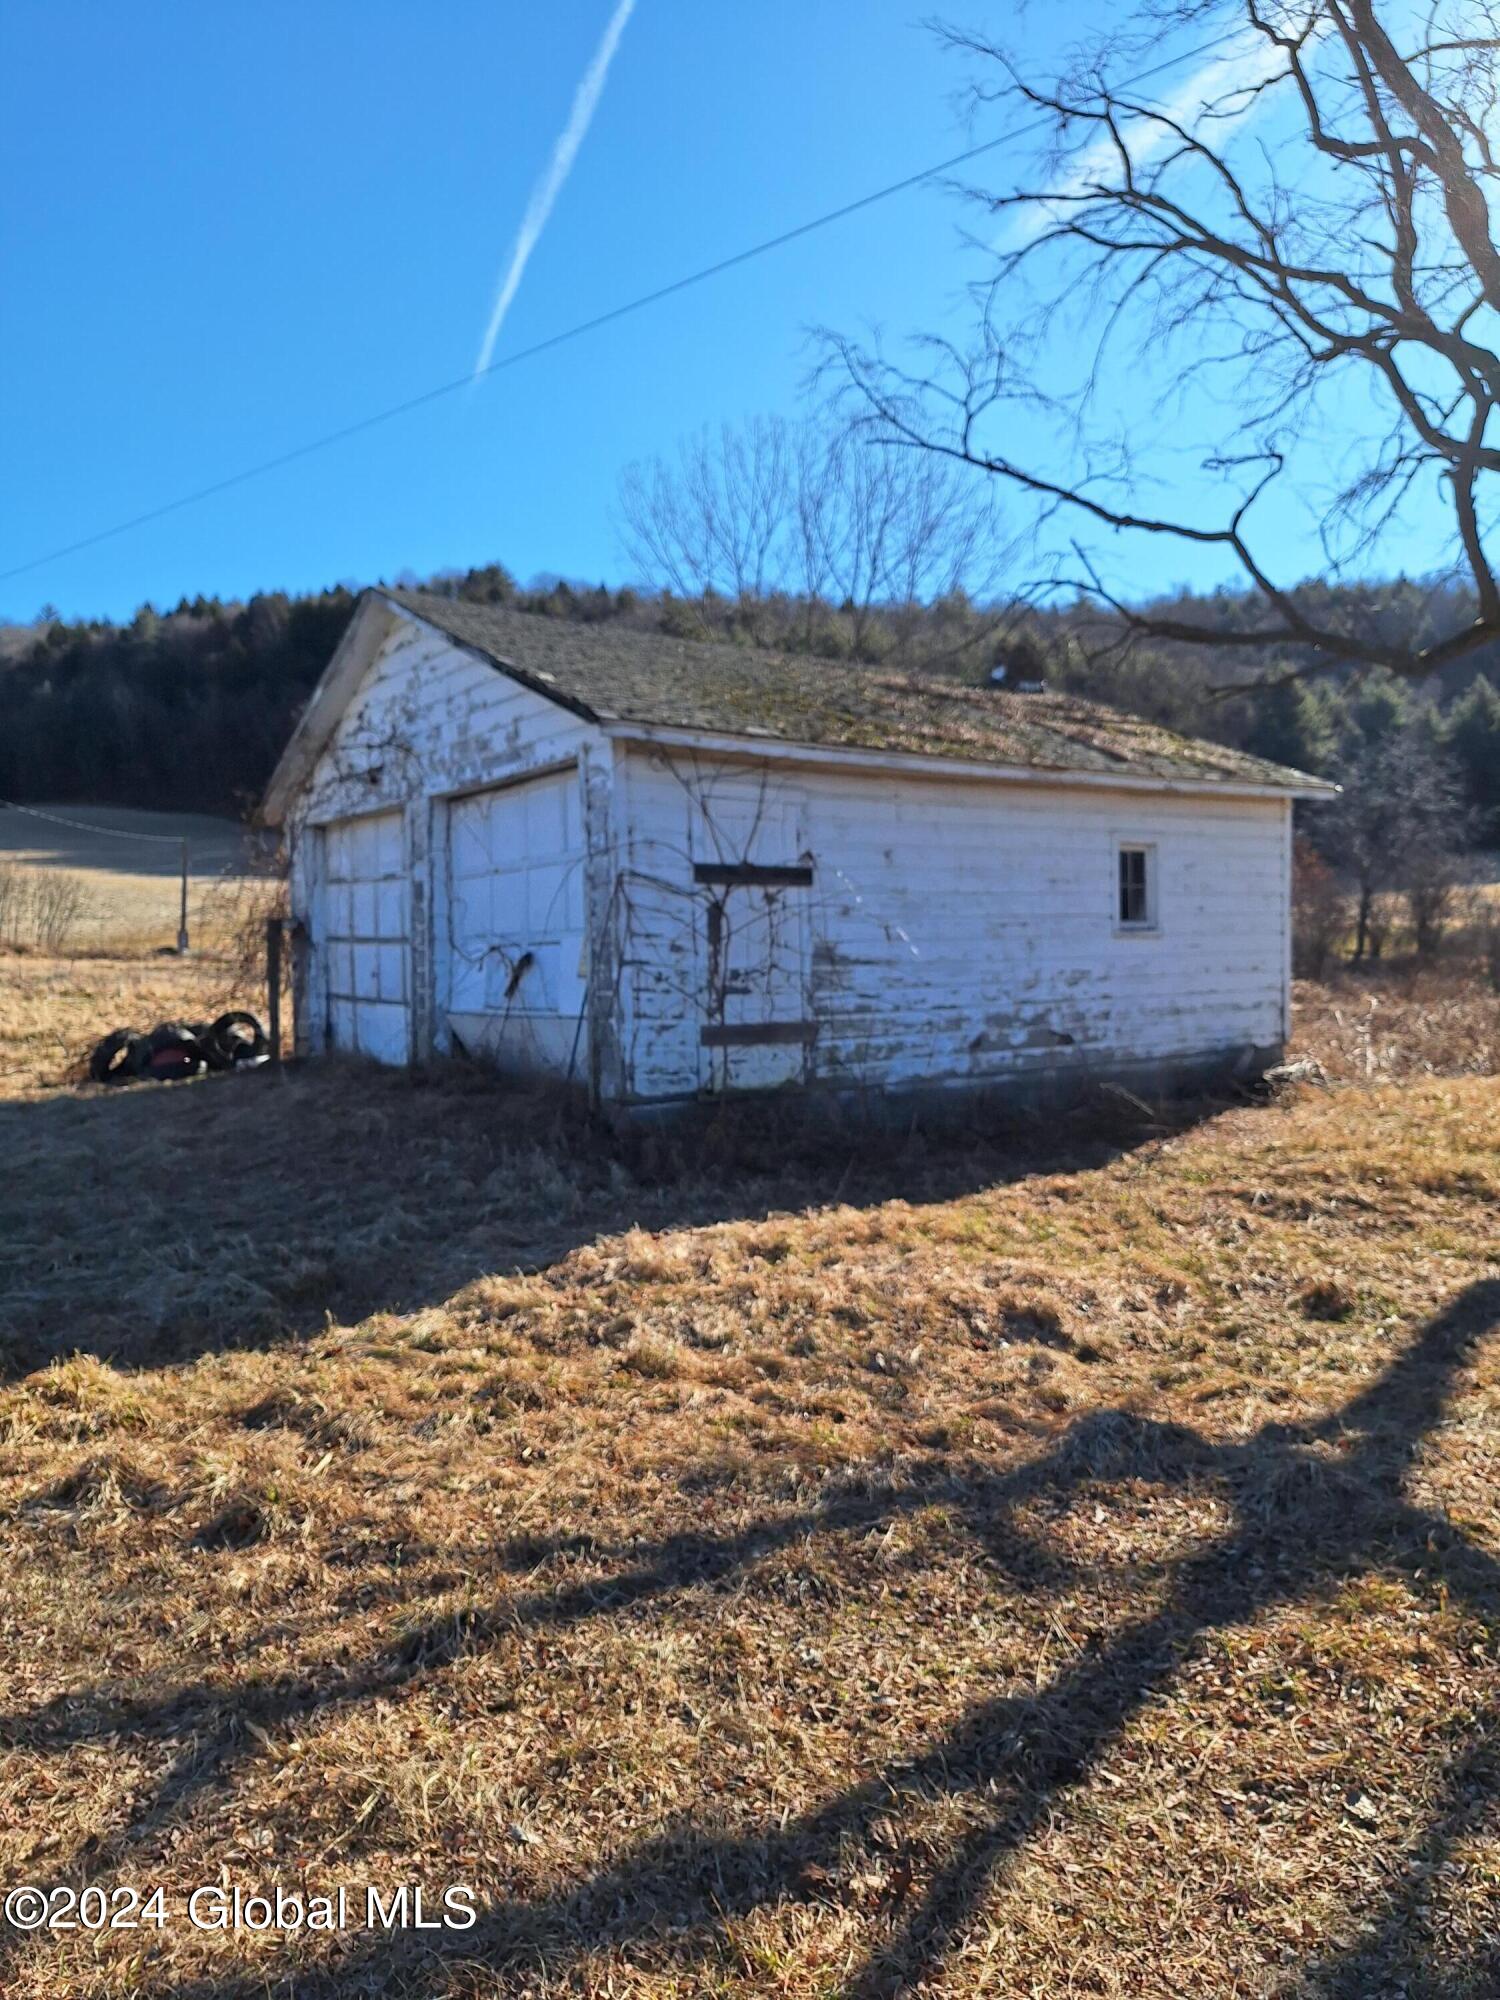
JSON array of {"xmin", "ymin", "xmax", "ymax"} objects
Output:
[
  {"xmin": 0, "ymin": 861, "xmax": 94, "ymax": 952},
  {"xmin": 1291, "ymin": 838, "xmax": 1346, "ymax": 977}
]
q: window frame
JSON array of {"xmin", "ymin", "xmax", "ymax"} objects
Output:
[{"xmin": 1114, "ymin": 840, "xmax": 1160, "ymax": 934}]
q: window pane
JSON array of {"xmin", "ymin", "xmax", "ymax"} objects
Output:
[{"xmin": 1119, "ymin": 848, "xmax": 1149, "ymax": 924}]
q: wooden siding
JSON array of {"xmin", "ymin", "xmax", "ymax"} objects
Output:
[
  {"xmin": 612, "ymin": 746, "xmax": 1291, "ymax": 1103},
  {"xmin": 289, "ymin": 617, "xmax": 598, "ymax": 1068}
]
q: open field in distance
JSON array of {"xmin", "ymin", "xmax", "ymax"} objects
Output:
[{"xmin": 0, "ymin": 804, "xmax": 271, "ymax": 952}]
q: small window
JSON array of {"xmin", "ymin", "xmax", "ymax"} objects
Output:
[{"xmin": 1118, "ymin": 845, "xmax": 1154, "ymax": 928}]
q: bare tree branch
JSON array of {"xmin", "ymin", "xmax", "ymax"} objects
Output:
[{"xmin": 835, "ymin": 0, "xmax": 1500, "ymax": 680}]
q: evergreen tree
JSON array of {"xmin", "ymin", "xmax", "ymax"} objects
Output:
[
  {"xmin": 1340, "ymin": 668, "xmax": 1411, "ymax": 750},
  {"xmin": 1, "ymin": 563, "xmax": 1496, "ymax": 823},
  {"xmin": 1445, "ymin": 675, "xmax": 1500, "ymax": 842},
  {"xmin": 1243, "ymin": 676, "xmax": 1335, "ymax": 775}
]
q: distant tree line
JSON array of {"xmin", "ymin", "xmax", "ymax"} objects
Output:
[
  {"xmin": 0, "ymin": 575, "xmax": 627, "ymax": 816},
  {"xmin": 1, "ymin": 547, "xmax": 1497, "ymax": 860},
  {"xmin": 0, "ymin": 591, "xmax": 358, "ymax": 816}
]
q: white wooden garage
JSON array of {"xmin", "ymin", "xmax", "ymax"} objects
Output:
[{"xmin": 263, "ymin": 589, "xmax": 1332, "ymax": 1109}]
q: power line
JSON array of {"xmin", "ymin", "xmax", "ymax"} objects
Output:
[
  {"xmin": 0, "ymin": 797, "xmax": 188, "ymax": 844},
  {"xmin": 0, "ymin": 32, "xmax": 1234, "ymax": 588}
]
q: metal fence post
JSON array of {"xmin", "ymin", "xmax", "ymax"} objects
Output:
[{"xmin": 177, "ymin": 839, "xmax": 190, "ymax": 955}]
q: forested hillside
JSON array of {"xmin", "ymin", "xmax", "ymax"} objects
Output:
[{"xmin": 1, "ymin": 567, "xmax": 1497, "ymax": 843}]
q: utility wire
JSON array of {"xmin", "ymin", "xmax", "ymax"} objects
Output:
[
  {"xmin": 0, "ymin": 797, "xmax": 190, "ymax": 843},
  {"xmin": 0, "ymin": 31, "xmax": 1235, "ymax": 588}
]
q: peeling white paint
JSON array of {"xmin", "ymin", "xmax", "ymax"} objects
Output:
[
  {"xmin": 612, "ymin": 747, "xmax": 1290, "ymax": 1103},
  {"xmin": 286, "ymin": 612, "xmax": 1294, "ymax": 1105}
]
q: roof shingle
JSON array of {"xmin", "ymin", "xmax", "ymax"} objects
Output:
[{"xmin": 387, "ymin": 589, "xmax": 1329, "ymax": 793}]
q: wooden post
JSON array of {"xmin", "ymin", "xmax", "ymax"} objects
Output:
[
  {"xmin": 177, "ymin": 839, "xmax": 190, "ymax": 955},
  {"xmin": 288, "ymin": 920, "xmax": 305, "ymax": 1062},
  {"xmin": 266, "ymin": 916, "xmax": 283, "ymax": 1067}
]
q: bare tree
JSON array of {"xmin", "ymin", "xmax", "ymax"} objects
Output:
[
  {"xmin": 619, "ymin": 410, "xmax": 1004, "ymax": 661},
  {"xmin": 799, "ymin": 422, "xmax": 1002, "ymax": 656},
  {"xmin": 1320, "ymin": 722, "xmax": 1469, "ymax": 959},
  {"xmin": 833, "ymin": 1, "xmax": 1500, "ymax": 678},
  {"xmin": 1397, "ymin": 758, "xmax": 1474, "ymax": 956},
  {"xmin": 617, "ymin": 418, "xmax": 794, "ymax": 643},
  {"xmin": 1290, "ymin": 833, "xmax": 1347, "ymax": 976}
]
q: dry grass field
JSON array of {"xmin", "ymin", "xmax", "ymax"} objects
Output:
[
  {"xmin": 0, "ymin": 948, "xmax": 1495, "ymax": 1998},
  {"xmin": 0, "ymin": 805, "xmax": 269, "ymax": 953}
]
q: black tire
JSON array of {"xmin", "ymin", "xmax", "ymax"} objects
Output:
[
  {"xmin": 140, "ymin": 1022, "xmax": 208, "ymax": 1082},
  {"xmin": 121, "ymin": 1034, "xmax": 156, "ymax": 1078},
  {"xmin": 205, "ymin": 1011, "xmax": 268, "ymax": 1068},
  {"xmin": 89, "ymin": 1029, "xmax": 140, "ymax": 1085},
  {"xmin": 145, "ymin": 1021, "xmax": 204, "ymax": 1055},
  {"xmin": 143, "ymin": 1044, "xmax": 205, "ymax": 1081}
]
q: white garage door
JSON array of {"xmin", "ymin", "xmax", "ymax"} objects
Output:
[
  {"xmin": 445, "ymin": 771, "xmax": 587, "ymax": 1073},
  {"xmin": 321, "ymin": 809, "xmax": 409, "ymax": 1064}
]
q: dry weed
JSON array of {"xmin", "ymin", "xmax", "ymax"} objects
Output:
[{"xmin": 1291, "ymin": 961, "xmax": 1499, "ymax": 1080}]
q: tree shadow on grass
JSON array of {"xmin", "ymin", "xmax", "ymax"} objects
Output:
[
  {"xmin": 0, "ymin": 1055, "xmax": 1226, "ymax": 1380},
  {"xmin": 1288, "ymin": 1737, "xmax": 1499, "ymax": 1998},
  {"xmin": 1, "ymin": 1282, "xmax": 1495, "ymax": 1998}
]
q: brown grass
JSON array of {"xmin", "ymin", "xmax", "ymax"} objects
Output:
[
  {"xmin": 1291, "ymin": 961, "xmax": 1500, "ymax": 1082},
  {"xmin": 0, "ymin": 956, "xmax": 1495, "ymax": 1998},
  {"xmin": 0, "ymin": 953, "xmax": 246, "ymax": 1097}
]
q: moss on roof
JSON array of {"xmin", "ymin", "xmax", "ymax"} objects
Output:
[{"xmin": 387, "ymin": 590, "xmax": 1329, "ymax": 792}]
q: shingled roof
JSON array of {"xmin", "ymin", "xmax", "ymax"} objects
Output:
[{"xmin": 385, "ymin": 589, "xmax": 1330, "ymax": 793}]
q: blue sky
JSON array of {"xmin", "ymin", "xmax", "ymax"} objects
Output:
[{"xmin": 0, "ymin": 1, "xmax": 1451, "ymax": 623}]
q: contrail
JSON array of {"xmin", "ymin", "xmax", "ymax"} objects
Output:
[
  {"xmin": 999, "ymin": 25, "xmax": 1299, "ymax": 249},
  {"xmin": 473, "ymin": 0, "xmax": 636, "ymax": 379}
]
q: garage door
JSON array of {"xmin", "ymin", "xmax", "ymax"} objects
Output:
[
  {"xmin": 445, "ymin": 771, "xmax": 586, "ymax": 1073},
  {"xmin": 321, "ymin": 810, "xmax": 409, "ymax": 1064}
]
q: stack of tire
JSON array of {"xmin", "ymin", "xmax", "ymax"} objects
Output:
[{"xmin": 88, "ymin": 1013, "xmax": 269, "ymax": 1086}]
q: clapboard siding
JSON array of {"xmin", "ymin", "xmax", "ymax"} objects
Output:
[
  {"xmin": 613, "ymin": 746, "xmax": 1290, "ymax": 1102},
  {"xmin": 289, "ymin": 618, "xmax": 597, "ymax": 1061}
]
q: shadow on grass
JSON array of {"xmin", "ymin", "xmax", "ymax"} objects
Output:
[
  {"xmin": 1289, "ymin": 1736, "xmax": 1499, "ymax": 1999},
  {"xmin": 1, "ymin": 1281, "xmax": 1495, "ymax": 1998},
  {"xmin": 0, "ymin": 1054, "xmax": 1227, "ymax": 1380}
]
